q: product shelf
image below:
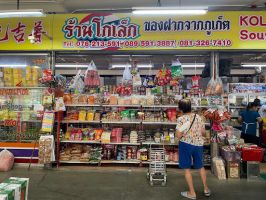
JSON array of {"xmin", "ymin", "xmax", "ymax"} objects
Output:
[
  {"xmin": 101, "ymin": 120, "xmax": 141, "ymax": 124},
  {"xmin": 102, "ymin": 142, "xmax": 141, "ymax": 146},
  {"xmin": 142, "ymin": 142, "xmax": 178, "ymax": 146},
  {"xmin": 65, "ymin": 104, "xmax": 101, "ymax": 107},
  {"xmin": 61, "ymin": 120, "xmax": 101, "ymax": 124},
  {"xmin": 0, "ymin": 87, "xmax": 48, "ymax": 89},
  {"xmin": 60, "ymin": 140, "xmax": 101, "ymax": 144},
  {"xmin": 59, "ymin": 161, "xmax": 100, "ymax": 164},
  {"xmin": 101, "ymin": 160, "xmax": 140, "ymax": 164}
]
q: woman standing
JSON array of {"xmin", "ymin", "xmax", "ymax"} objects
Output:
[
  {"xmin": 238, "ymin": 102, "xmax": 262, "ymax": 145},
  {"xmin": 176, "ymin": 100, "xmax": 210, "ymax": 200}
]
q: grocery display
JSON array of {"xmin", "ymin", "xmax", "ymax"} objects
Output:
[{"xmin": 0, "ymin": 53, "xmax": 54, "ymax": 164}]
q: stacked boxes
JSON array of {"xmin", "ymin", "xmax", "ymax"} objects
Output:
[
  {"xmin": 1, "ymin": 66, "xmax": 40, "ymax": 87},
  {"xmin": 0, "ymin": 177, "xmax": 29, "ymax": 200}
]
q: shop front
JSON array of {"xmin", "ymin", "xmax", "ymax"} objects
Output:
[{"xmin": 0, "ymin": 12, "xmax": 265, "ymax": 178}]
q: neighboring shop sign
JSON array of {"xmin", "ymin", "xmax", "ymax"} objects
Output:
[
  {"xmin": 1, "ymin": 12, "xmax": 266, "ymax": 50},
  {"xmin": 228, "ymin": 83, "xmax": 266, "ymax": 93},
  {"xmin": 0, "ymin": 16, "xmax": 53, "ymax": 50}
]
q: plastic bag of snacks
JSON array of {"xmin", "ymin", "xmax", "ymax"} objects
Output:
[
  {"xmin": 69, "ymin": 70, "xmax": 84, "ymax": 93},
  {"xmin": 84, "ymin": 60, "xmax": 100, "ymax": 87},
  {"xmin": 155, "ymin": 67, "xmax": 171, "ymax": 86},
  {"xmin": 205, "ymin": 77, "xmax": 223, "ymax": 96},
  {"xmin": 122, "ymin": 66, "xmax": 132, "ymax": 85},
  {"xmin": 0, "ymin": 149, "xmax": 14, "ymax": 172}
]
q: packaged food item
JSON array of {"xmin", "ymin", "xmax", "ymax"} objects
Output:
[
  {"xmin": 86, "ymin": 111, "xmax": 94, "ymax": 121},
  {"xmin": 154, "ymin": 95, "xmax": 162, "ymax": 105},
  {"xmin": 0, "ymin": 183, "xmax": 20, "ymax": 200},
  {"xmin": 78, "ymin": 94, "xmax": 87, "ymax": 104},
  {"xmin": 121, "ymin": 110, "xmax": 130, "ymax": 121},
  {"xmin": 94, "ymin": 112, "xmax": 101, "ymax": 121},
  {"xmin": 0, "ymin": 187, "xmax": 15, "ymax": 200},
  {"xmin": 84, "ymin": 61, "xmax": 100, "ymax": 87},
  {"xmin": 88, "ymin": 95, "xmax": 95, "ymax": 105},
  {"xmin": 109, "ymin": 95, "xmax": 118, "ymax": 105},
  {"xmin": 146, "ymin": 95, "xmax": 154, "ymax": 106},
  {"xmin": 78, "ymin": 110, "xmax": 86, "ymax": 121}
]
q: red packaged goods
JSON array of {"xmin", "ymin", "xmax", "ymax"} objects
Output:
[{"xmin": 242, "ymin": 146, "xmax": 264, "ymax": 162}]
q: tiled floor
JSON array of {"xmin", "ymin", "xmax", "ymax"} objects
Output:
[{"xmin": 0, "ymin": 166, "xmax": 265, "ymax": 200}]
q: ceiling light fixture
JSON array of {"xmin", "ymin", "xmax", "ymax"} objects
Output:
[
  {"xmin": 111, "ymin": 64, "xmax": 153, "ymax": 69},
  {"xmin": 182, "ymin": 63, "xmax": 205, "ymax": 68},
  {"xmin": 55, "ymin": 64, "xmax": 89, "ymax": 68},
  {"xmin": 241, "ymin": 63, "xmax": 266, "ymax": 67},
  {"xmin": 0, "ymin": 9, "xmax": 45, "ymax": 18},
  {"xmin": 0, "ymin": 64, "xmax": 27, "ymax": 68},
  {"xmin": 132, "ymin": 7, "xmax": 207, "ymax": 15}
]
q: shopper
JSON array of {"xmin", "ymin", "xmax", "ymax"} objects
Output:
[
  {"xmin": 176, "ymin": 99, "xmax": 210, "ymax": 200},
  {"xmin": 238, "ymin": 102, "xmax": 262, "ymax": 144}
]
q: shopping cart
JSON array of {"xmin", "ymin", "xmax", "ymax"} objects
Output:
[{"xmin": 146, "ymin": 145, "xmax": 167, "ymax": 186}]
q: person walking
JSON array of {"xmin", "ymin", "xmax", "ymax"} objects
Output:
[{"xmin": 176, "ymin": 99, "xmax": 210, "ymax": 200}]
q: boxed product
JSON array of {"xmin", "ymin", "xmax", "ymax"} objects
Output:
[
  {"xmin": 212, "ymin": 157, "xmax": 226, "ymax": 180},
  {"xmin": 226, "ymin": 161, "xmax": 240, "ymax": 179},
  {"xmin": 0, "ymin": 187, "xmax": 15, "ymax": 200},
  {"xmin": 0, "ymin": 183, "xmax": 20, "ymax": 200},
  {"xmin": 4, "ymin": 177, "xmax": 29, "ymax": 200}
]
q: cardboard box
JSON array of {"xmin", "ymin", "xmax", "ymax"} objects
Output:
[
  {"xmin": 0, "ymin": 187, "xmax": 15, "ymax": 200},
  {"xmin": 226, "ymin": 161, "xmax": 240, "ymax": 179},
  {"xmin": 0, "ymin": 183, "xmax": 21, "ymax": 200},
  {"xmin": 4, "ymin": 178, "xmax": 29, "ymax": 200}
]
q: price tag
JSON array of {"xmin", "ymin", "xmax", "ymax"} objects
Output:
[{"xmin": 4, "ymin": 120, "xmax": 17, "ymax": 126}]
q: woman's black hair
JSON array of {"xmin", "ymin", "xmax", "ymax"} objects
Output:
[
  {"xmin": 247, "ymin": 102, "xmax": 255, "ymax": 111},
  {"xmin": 253, "ymin": 98, "xmax": 261, "ymax": 107},
  {"xmin": 179, "ymin": 99, "xmax": 192, "ymax": 113}
]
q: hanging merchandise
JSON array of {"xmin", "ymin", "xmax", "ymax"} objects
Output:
[
  {"xmin": 192, "ymin": 75, "xmax": 200, "ymax": 89},
  {"xmin": 122, "ymin": 66, "xmax": 132, "ymax": 85},
  {"xmin": 155, "ymin": 65, "xmax": 171, "ymax": 86},
  {"xmin": 84, "ymin": 60, "xmax": 100, "ymax": 87},
  {"xmin": 131, "ymin": 60, "xmax": 141, "ymax": 87},
  {"xmin": 55, "ymin": 74, "xmax": 67, "ymax": 88},
  {"xmin": 40, "ymin": 69, "xmax": 53, "ymax": 84},
  {"xmin": 115, "ymin": 83, "xmax": 132, "ymax": 96},
  {"xmin": 205, "ymin": 77, "xmax": 224, "ymax": 96},
  {"xmin": 68, "ymin": 70, "xmax": 85, "ymax": 93},
  {"xmin": 170, "ymin": 59, "xmax": 183, "ymax": 86}
]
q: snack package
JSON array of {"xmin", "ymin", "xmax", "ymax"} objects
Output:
[
  {"xmin": 84, "ymin": 61, "xmax": 100, "ymax": 87},
  {"xmin": 69, "ymin": 70, "xmax": 84, "ymax": 93},
  {"xmin": 122, "ymin": 66, "xmax": 132, "ymax": 85},
  {"xmin": 0, "ymin": 183, "xmax": 20, "ymax": 200}
]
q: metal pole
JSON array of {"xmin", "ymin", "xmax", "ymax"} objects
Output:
[{"xmin": 17, "ymin": 0, "xmax": 20, "ymax": 10}]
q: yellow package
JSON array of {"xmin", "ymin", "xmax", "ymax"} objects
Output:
[
  {"xmin": 13, "ymin": 78, "xmax": 23, "ymax": 86},
  {"xmin": 26, "ymin": 81, "xmax": 33, "ymax": 87},
  {"xmin": 86, "ymin": 111, "xmax": 94, "ymax": 121},
  {"xmin": 26, "ymin": 66, "xmax": 32, "ymax": 74},
  {"xmin": 1, "ymin": 109, "xmax": 9, "ymax": 120},
  {"xmin": 32, "ymin": 80, "xmax": 39, "ymax": 87},
  {"xmin": 13, "ymin": 73, "xmax": 23, "ymax": 79},
  {"xmin": 3, "ymin": 67, "xmax": 12, "ymax": 75},
  {"xmin": 13, "ymin": 68, "xmax": 23, "ymax": 74},
  {"xmin": 8, "ymin": 111, "xmax": 17, "ymax": 120},
  {"xmin": 22, "ymin": 78, "xmax": 27, "ymax": 86},
  {"xmin": 78, "ymin": 110, "xmax": 86, "ymax": 121},
  {"xmin": 4, "ymin": 76, "xmax": 13, "ymax": 82},
  {"xmin": 26, "ymin": 74, "xmax": 32, "ymax": 81}
]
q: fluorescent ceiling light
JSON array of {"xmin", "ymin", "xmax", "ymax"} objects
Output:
[
  {"xmin": 111, "ymin": 64, "xmax": 153, "ymax": 69},
  {"xmin": 132, "ymin": 7, "xmax": 207, "ymax": 15},
  {"xmin": 0, "ymin": 64, "xmax": 27, "ymax": 68},
  {"xmin": 182, "ymin": 64, "xmax": 205, "ymax": 68},
  {"xmin": 55, "ymin": 64, "xmax": 89, "ymax": 68},
  {"xmin": 0, "ymin": 9, "xmax": 45, "ymax": 18},
  {"xmin": 241, "ymin": 63, "xmax": 266, "ymax": 67}
]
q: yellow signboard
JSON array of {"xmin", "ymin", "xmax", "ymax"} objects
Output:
[
  {"xmin": 0, "ymin": 15, "xmax": 53, "ymax": 50},
  {"xmin": 1, "ymin": 12, "xmax": 266, "ymax": 50}
]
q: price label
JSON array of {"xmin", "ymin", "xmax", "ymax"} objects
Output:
[{"xmin": 4, "ymin": 120, "xmax": 17, "ymax": 127}]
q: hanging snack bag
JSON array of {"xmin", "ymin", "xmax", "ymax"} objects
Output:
[
  {"xmin": 122, "ymin": 66, "xmax": 132, "ymax": 85},
  {"xmin": 84, "ymin": 60, "xmax": 100, "ymax": 87}
]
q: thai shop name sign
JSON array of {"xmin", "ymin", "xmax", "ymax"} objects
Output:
[
  {"xmin": 1, "ymin": 12, "xmax": 266, "ymax": 50},
  {"xmin": 52, "ymin": 12, "xmax": 266, "ymax": 50}
]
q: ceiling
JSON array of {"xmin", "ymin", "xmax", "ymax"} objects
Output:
[{"xmin": 0, "ymin": 0, "xmax": 265, "ymax": 13}]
